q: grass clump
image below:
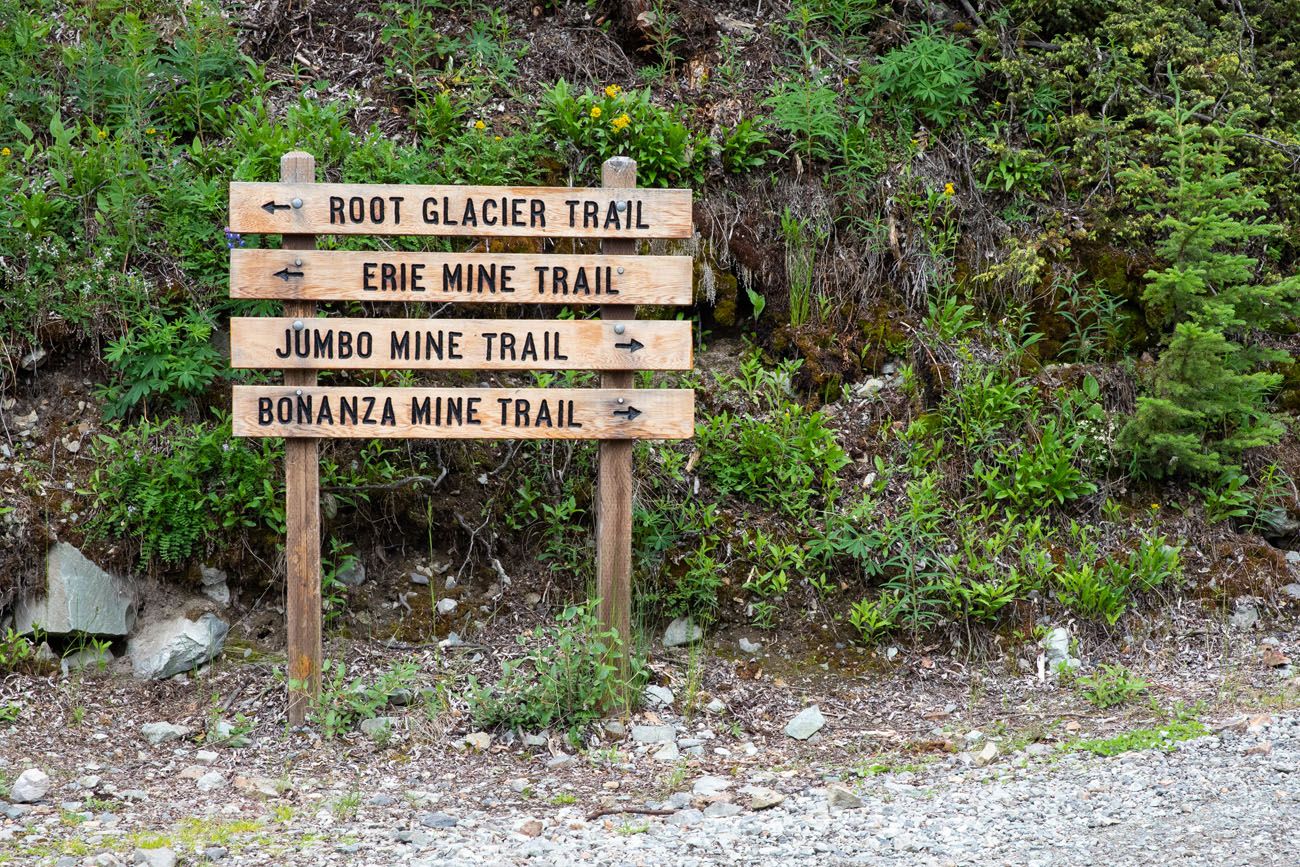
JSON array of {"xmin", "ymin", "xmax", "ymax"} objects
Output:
[{"xmin": 1067, "ymin": 719, "xmax": 1207, "ymax": 757}]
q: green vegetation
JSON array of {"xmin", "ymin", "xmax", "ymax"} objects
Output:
[
  {"xmin": 1076, "ymin": 665, "xmax": 1150, "ymax": 709},
  {"xmin": 1067, "ymin": 720, "xmax": 1208, "ymax": 757},
  {"xmin": 2, "ymin": 0, "xmax": 1298, "ymax": 723},
  {"xmin": 468, "ymin": 602, "xmax": 645, "ymax": 740}
]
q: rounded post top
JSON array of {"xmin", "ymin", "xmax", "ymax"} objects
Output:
[
  {"xmin": 280, "ymin": 151, "xmax": 316, "ymax": 183},
  {"xmin": 602, "ymin": 156, "xmax": 637, "ymax": 188}
]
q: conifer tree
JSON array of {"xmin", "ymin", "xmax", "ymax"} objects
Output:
[{"xmin": 1117, "ymin": 86, "xmax": 1300, "ymax": 478}]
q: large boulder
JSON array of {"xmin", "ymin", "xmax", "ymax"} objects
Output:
[
  {"xmin": 128, "ymin": 613, "xmax": 229, "ymax": 679},
  {"xmin": 15, "ymin": 543, "xmax": 136, "ymax": 636}
]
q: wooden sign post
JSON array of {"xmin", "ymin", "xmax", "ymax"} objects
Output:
[{"xmin": 227, "ymin": 156, "xmax": 693, "ymax": 725}]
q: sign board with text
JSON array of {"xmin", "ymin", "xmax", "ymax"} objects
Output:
[{"xmin": 229, "ymin": 155, "xmax": 692, "ymax": 726}]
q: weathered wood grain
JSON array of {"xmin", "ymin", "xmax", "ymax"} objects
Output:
[
  {"xmin": 230, "ymin": 317, "xmax": 693, "ymax": 370},
  {"xmin": 598, "ymin": 157, "xmax": 638, "ymax": 688},
  {"xmin": 232, "ymin": 387, "xmax": 694, "ymax": 440},
  {"xmin": 229, "ymin": 182, "xmax": 693, "ymax": 238},
  {"xmin": 228, "ymin": 249, "xmax": 693, "ymax": 305},
  {"xmin": 278, "ymin": 152, "xmax": 321, "ymax": 725}
]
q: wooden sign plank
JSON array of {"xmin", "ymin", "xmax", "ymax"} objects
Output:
[
  {"xmin": 229, "ymin": 183, "xmax": 693, "ymax": 238},
  {"xmin": 232, "ymin": 387, "xmax": 694, "ymax": 440},
  {"xmin": 229, "ymin": 249, "xmax": 693, "ymax": 305},
  {"xmin": 230, "ymin": 318, "xmax": 693, "ymax": 371}
]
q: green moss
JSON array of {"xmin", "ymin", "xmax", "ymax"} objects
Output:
[{"xmin": 1065, "ymin": 719, "xmax": 1206, "ymax": 756}]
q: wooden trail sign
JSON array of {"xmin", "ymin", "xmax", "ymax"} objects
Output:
[
  {"xmin": 230, "ymin": 318, "xmax": 694, "ymax": 371},
  {"xmin": 230, "ymin": 154, "xmax": 694, "ymax": 726},
  {"xmin": 233, "ymin": 386, "xmax": 694, "ymax": 439},
  {"xmin": 229, "ymin": 249, "xmax": 692, "ymax": 304},
  {"xmin": 229, "ymin": 182, "xmax": 693, "ymax": 238}
]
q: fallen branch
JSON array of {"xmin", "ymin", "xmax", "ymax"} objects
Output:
[
  {"xmin": 322, "ymin": 467, "xmax": 447, "ymax": 494},
  {"xmin": 585, "ymin": 805, "xmax": 678, "ymax": 822}
]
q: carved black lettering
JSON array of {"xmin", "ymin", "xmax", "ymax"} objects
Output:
[
  {"xmin": 583, "ymin": 200, "xmax": 599, "ymax": 228},
  {"xmin": 573, "ymin": 267, "xmax": 590, "ymax": 295},
  {"xmin": 258, "ymin": 397, "xmax": 273, "ymax": 424},
  {"xmin": 277, "ymin": 397, "xmax": 293, "ymax": 424},
  {"xmin": 636, "ymin": 199, "xmax": 649, "ymax": 229},
  {"xmin": 482, "ymin": 197, "xmax": 498, "ymax": 226},
  {"xmin": 535, "ymin": 399, "xmax": 552, "ymax": 427},
  {"xmin": 276, "ymin": 329, "xmax": 291, "ymax": 359},
  {"xmin": 568, "ymin": 400, "xmax": 582, "ymax": 428},
  {"xmin": 410, "ymin": 263, "xmax": 425, "ymax": 292},
  {"xmin": 500, "ymin": 332, "xmax": 516, "ymax": 360},
  {"xmin": 565, "ymin": 199, "xmax": 580, "ymax": 227},
  {"xmin": 369, "ymin": 196, "xmax": 384, "ymax": 224},
  {"xmin": 520, "ymin": 332, "xmax": 538, "ymax": 362},
  {"xmin": 513, "ymin": 398, "xmax": 530, "ymax": 427},
  {"xmin": 422, "ymin": 197, "xmax": 438, "ymax": 224},
  {"xmin": 510, "ymin": 197, "xmax": 523, "ymax": 225},
  {"xmin": 338, "ymin": 331, "xmax": 353, "ymax": 359},
  {"xmin": 311, "ymin": 329, "xmax": 332, "ymax": 359},
  {"xmin": 443, "ymin": 264, "xmax": 462, "ymax": 293},
  {"xmin": 380, "ymin": 397, "xmax": 396, "ymax": 426},
  {"xmin": 554, "ymin": 266, "xmax": 569, "ymax": 295},
  {"xmin": 340, "ymin": 396, "xmax": 358, "ymax": 426},
  {"xmin": 361, "ymin": 395, "xmax": 377, "ymax": 424},
  {"xmin": 412, "ymin": 396, "xmax": 431, "ymax": 424},
  {"xmin": 348, "ymin": 197, "xmax": 364, "ymax": 223},
  {"xmin": 531, "ymin": 199, "xmax": 546, "ymax": 228},
  {"xmin": 391, "ymin": 332, "xmax": 410, "ymax": 360},
  {"xmin": 497, "ymin": 397, "xmax": 511, "ymax": 424},
  {"xmin": 604, "ymin": 200, "xmax": 622, "ymax": 230},
  {"xmin": 357, "ymin": 331, "xmax": 372, "ymax": 358},
  {"xmin": 316, "ymin": 398, "xmax": 333, "ymax": 425},
  {"xmin": 466, "ymin": 397, "xmax": 481, "ymax": 425},
  {"xmin": 389, "ymin": 196, "xmax": 402, "ymax": 224},
  {"xmin": 461, "ymin": 198, "xmax": 478, "ymax": 227},
  {"xmin": 500, "ymin": 264, "xmax": 515, "ymax": 292},
  {"xmin": 483, "ymin": 333, "xmax": 497, "ymax": 361},
  {"xmin": 329, "ymin": 197, "xmax": 345, "ymax": 224},
  {"xmin": 448, "ymin": 331, "xmax": 463, "ymax": 360},
  {"xmin": 363, "ymin": 261, "xmax": 378, "ymax": 291}
]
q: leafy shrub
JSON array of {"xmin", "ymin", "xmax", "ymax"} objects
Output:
[
  {"xmin": 874, "ymin": 25, "xmax": 980, "ymax": 127},
  {"xmin": 310, "ymin": 660, "xmax": 417, "ymax": 740},
  {"xmin": 97, "ymin": 312, "xmax": 226, "ymax": 419},
  {"xmin": 720, "ymin": 118, "xmax": 771, "ymax": 173},
  {"xmin": 87, "ymin": 417, "xmax": 284, "ymax": 567},
  {"xmin": 468, "ymin": 602, "xmax": 645, "ymax": 739},
  {"xmin": 848, "ymin": 595, "xmax": 898, "ymax": 644},
  {"xmin": 540, "ymin": 80, "xmax": 708, "ymax": 186},
  {"xmin": 976, "ymin": 415, "xmax": 1098, "ymax": 509},
  {"xmin": 154, "ymin": 1, "xmax": 246, "ymax": 141},
  {"xmin": 1077, "ymin": 664, "xmax": 1149, "ymax": 708},
  {"xmin": 696, "ymin": 403, "xmax": 848, "ymax": 516},
  {"xmin": 763, "ymin": 73, "xmax": 842, "ymax": 161}
]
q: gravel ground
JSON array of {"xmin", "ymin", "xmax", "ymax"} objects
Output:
[
  {"xmin": 338, "ymin": 713, "xmax": 1299, "ymax": 867},
  {"xmin": 6, "ymin": 710, "xmax": 1295, "ymax": 866}
]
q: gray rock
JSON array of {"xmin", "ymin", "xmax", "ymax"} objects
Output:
[
  {"xmin": 141, "ymin": 722, "xmax": 191, "ymax": 746},
  {"xmin": 1024, "ymin": 743, "xmax": 1053, "ymax": 758},
  {"xmin": 663, "ymin": 617, "xmax": 703, "ymax": 647},
  {"xmin": 199, "ymin": 566, "xmax": 230, "ymax": 606},
  {"xmin": 360, "ymin": 717, "xmax": 397, "ymax": 739},
  {"xmin": 704, "ymin": 801, "xmax": 743, "ymax": 818},
  {"xmin": 3, "ymin": 804, "xmax": 32, "ymax": 819},
  {"xmin": 705, "ymin": 698, "xmax": 726, "ymax": 714},
  {"xmin": 128, "ymin": 613, "xmax": 229, "ymax": 679},
  {"xmin": 203, "ymin": 847, "xmax": 228, "ymax": 862},
  {"xmin": 1230, "ymin": 598, "xmax": 1260, "ymax": 630},
  {"xmin": 1284, "ymin": 583, "xmax": 1300, "ymax": 600},
  {"xmin": 973, "ymin": 742, "xmax": 1000, "ymax": 767},
  {"xmin": 462, "ymin": 731, "xmax": 491, "ymax": 751},
  {"xmin": 436, "ymin": 598, "xmax": 458, "ymax": 615},
  {"xmin": 827, "ymin": 784, "xmax": 864, "ymax": 812},
  {"xmin": 631, "ymin": 724, "xmax": 676, "ymax": 744},
  {"xmin": 55, "ymin": 857, "xmax": 78, "ymax": 867},
  {"xmin": 523, "ymin": 733, "xmax": 549, "ymax": 747},
  {"xmin": 645, "ymin": 685, "xmax": 675, "ymax": 706},
  {"xmin": 652, "ymin": 742, "xmax": 680, "ymax": 762},
  {"xmin": 744, "ymin": 786, "xmax": 785, "ymax": 810},
  {"xmin": 692, "ymin": 776, "xmax": 731, "ymax": 796},
  {"xmin": 665, "ymin": 808, "xmax": 704, "ymax": 827},
  {"xmin": 10, "ymin": 768, "xmax": 50, "ymax": 802},
  {"xmin": 195, "ymin": 771, "xmax": 226, "ymax": 793},
  {"xmin": 132, "ymin": 847, "xmax": 177, "ymax": 867},
  {"xmin": 15, "ymin": 543, "xmax": 136, "ymax": 636},
  {"xmin": 419, "ymin": 811, "xmax": 458, "ymax": 829},
  {"xmin": 738, "ymin": 637, "xmax": 761, "ymax": 653},
  {"xmin": 602, "ymin": 721, "xmax": 625, "ymax": 737},
  {"xmin": 546, "ymin": 755, "xmax": 577, "ymax": 770},
  {"xmin": 409, "ymin": 572, "xmax": 429, "ymax": 586},
  {"xmin": 785, "ymin": 705, "xmax": 826, "ymax": 740},
  {"xmin": 369, "ymin": 794, "xmax": 397, "ymax": 806},
  {"xmin": 208, "ymin": 718, "xmax": 250, "ymax": 748},
  {"xmin": 336, "ymin": 560, "xmax": 366, "ymax": 587},
  {"xmin": 1042, "ymin": 626, "xmax": 1081, "ymax": 672}
]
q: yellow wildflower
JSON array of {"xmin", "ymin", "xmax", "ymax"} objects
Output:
[
  {"xmin": 474, "ymin": 119, "xmax": 486, "ymax": 130},
  {"xmin": 0, "ymin": 147, "xmax": 9, "ymax": 157},
  {"xmin": 943, "ymin": 182, "xmax": 955, "ymax": 197},
  {"xmin": 494, "ymin": 135, "xmax": 502, "ymax": 141},
  {"xmin": 146, "ymin": 127, "xmax": 156, "ymax": 136},
  {"xmin": 611, "ymin": 113, "xmax": 630, "ymax": 132},
  {"xmin": 604, "ymin": 84, "xmax": 621, "ymax": 98},
  {"xmin": 590, "ymin": 106, "xmax": 602, "ymax": 119},
  {"xmin": 97, "ymin": 129, "xmax": 107, "ymax": 140}
]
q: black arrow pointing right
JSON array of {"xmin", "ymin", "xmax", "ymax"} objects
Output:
[
  {"xmin": 273, "ymin": 267, "xmax": 305, "ymax": 281},
  {"xmin": 614, "ymin": 337, "xmax": 644, "ymax": 353},
  {"xmin": 262, "ymin": 201, "xmax": 291, "ymax": 214},
  {"xmin": 612, "ymin": 406, "xmax": 642, "ymax": 421}
]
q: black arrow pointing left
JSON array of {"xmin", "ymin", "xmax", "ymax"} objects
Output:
[
  {"xmin": 614, "ymin": 338, "xmax": 644, "ymax": 353},
  {"xmin": 274, "ymin": 267, "xmax": 305, "ymax": 281},
  {"xmin": 262, "ymin": 201, "xmax": 291, "ymax": 214},
  {"xmin": 612, "ymin": 406, "xmax": 642, "ymax": 421}
]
